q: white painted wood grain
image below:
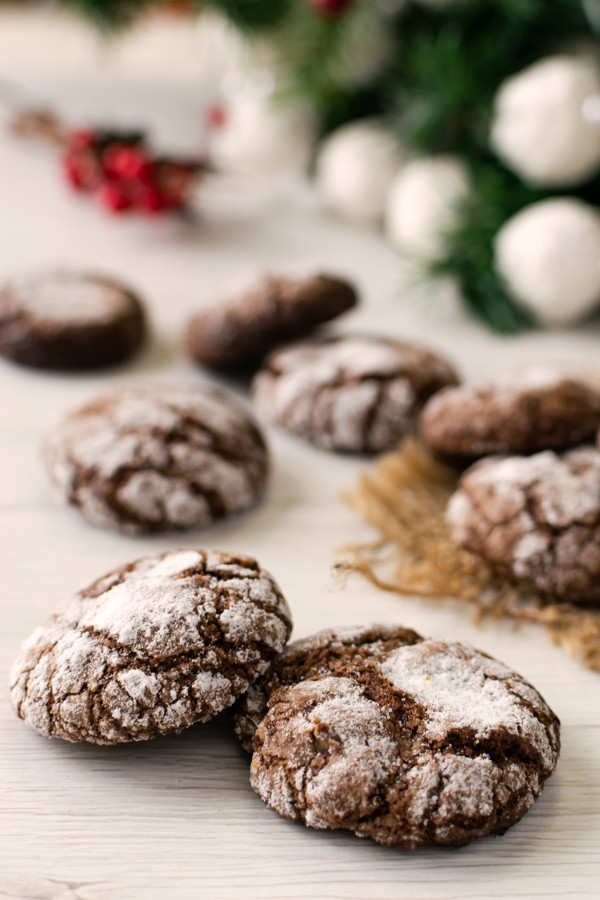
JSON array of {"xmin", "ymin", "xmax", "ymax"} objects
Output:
[{"xmin": 1, "ymin": 11, "xmax": 599, "ymax": 899}]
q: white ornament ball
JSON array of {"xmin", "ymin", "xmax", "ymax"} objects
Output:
[
  {"xmin": 315, "ymin": 121, "xmax": 405, "ymax": 225},
  {"xmin": 385, "ymin": 155, "xmax": 471, "ymax": 259},
  {"xmin": 495, "ymin": 198, "xmax": 600, "ymax": 326},
  {"xmin": 194, "ymin": 11, "xmax": 286, "ymax": 85},
  {"xmin": 208, "ymin": 92, "xmax": 316, "ymax": 174},
  {"xmin": 194, "ymin": 12, "xmax": 249, "ymax": 84},
  {"xmin": 491, "ymin": 55, "xmax": 600, "ymax": 188}
]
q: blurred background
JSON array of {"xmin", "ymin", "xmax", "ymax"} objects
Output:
[{"xmin": 1, "ymin": 0, "xmax": 600, "ymax": 335}]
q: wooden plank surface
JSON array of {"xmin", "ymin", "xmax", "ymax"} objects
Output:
[{"xmin": 1, "ymin": 11, "xmax": 599, "ymax": 899}]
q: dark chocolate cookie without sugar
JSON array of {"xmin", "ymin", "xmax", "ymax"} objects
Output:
[
  {"xmin": 420, "ymin": 367, "xmax": 600, "ymax": 462},
  {"xmin": 0, "ymin": 270, "xmax": 146, "ymax": 369},
  {"xmin": 185, "ymin": 271, "xmax": 358, "ymax": 370}
]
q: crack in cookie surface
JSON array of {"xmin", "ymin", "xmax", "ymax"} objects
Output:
[{"xmin": 231, "ymin": 624, "xmax": 422, "ymax": 753}]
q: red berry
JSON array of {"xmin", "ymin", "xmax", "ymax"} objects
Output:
[
  {"xmin": 63, "ymin": 156, "xmax": 87, "ymax": 191},
  {"xmin": 62, "ymin": 125, "xmax": 200, "ymax": 216},
  {"xmin": 101, "ymin": 144, "xmax": 127, "ymax": 178},
  {"xmin": 98, "ymin": 183, "xmax": 132, "ymax": 213},
  {"xmin": 100, "ymin": 143, "xmax": 124, "ymax": 179},
  {"xmin": 104, "ymin": 145, "xmax": 152, "ymax": 181},
  {"xmin": 310, "ymin": 0, "xmax": 353, "ymax": 17},
  {"xmin": 63, "ymin": 150, "xmax": 101, "ymax": 192},
  {"xmin": 67, "ymin": 128, "xmax": 97, "ymax": 150},
  {"xmin": 205, "ymin": 102, "xmax": 228, "ymax": 130}
]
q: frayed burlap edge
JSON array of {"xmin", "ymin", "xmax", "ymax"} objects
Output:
[{"xmin": 339, "ymin": 439, "xmax": 600, "ymax": 673}]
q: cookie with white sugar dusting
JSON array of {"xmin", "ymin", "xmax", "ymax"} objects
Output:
[
  {"xmin": 45, "ymin": 385, "xmax": 269, "ymax": 533},
  {"xmin": 420, "ymin": 367, "xmax": 600, "ymax": 462},
  {"xmin": 447, "ymin": 447, "xmax": 600, "ymax": 606},
  {"xmin": 250, "ymin": 634, "xmax": 560, "ymax": 849},
  {"xmin": 0, "ymin": 270, "xmax": 146, "ymax": 370},
  {"xmin": 232, "ymin": 623, "xmax": 422, "ymax": 753},
  {"xmin": 252, "ymin": 335, "xmax": 459, "ymax": 454},
  {"xmin": 10, "ymin": 549, "xmax": 292, "ymax": 745}
]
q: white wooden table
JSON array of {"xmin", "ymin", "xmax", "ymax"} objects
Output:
[{"xmin": 1, "ymin": 10, "xmax": 599, "ymax": 900}]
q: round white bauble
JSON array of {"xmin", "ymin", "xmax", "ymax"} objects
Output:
[
  {"xmin": 207, "ymin": 91, "xmax": 316, "ymax": 174},
  {"xmin": 194, "ymin": 11, "xmax": 286, "ymax": 85},
  {"xmin": 495, "ymin": 198, "xmax": 600, "ymax": 326},
  {"xmin": 315, "ymin": 121, "xmax": 406, "ymax": 225},
  {"xmin": 385, "ymin": 155, "xmax": 471, "ymax": 259},
  {"xmin": 491, "ymin": 55, "xmax": 600, "ymax": 188},
  {"xmin": 194, "ymin": 12, "xmax": 249, "ymax": 84}
]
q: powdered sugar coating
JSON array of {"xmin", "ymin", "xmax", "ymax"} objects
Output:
[
  {"xmin": 250, "ymin": 637, "xmax": 559, "ymax": 848},
  {"xmin": 447, "ymin": 447, "xmax": 600, "ymax": 604},
  {"xmin": 252, "ymin": 336, "xmax": 458, "ymax": 454},
  {"xmin": 3, "ymin": 272, "xmax": 131, "ymax": 325},
  {"xmin": 231, "ymin": 623, "xmax": 422, "ymax": 753},
  {"xmin": 378, "ymin": 640, "xmax": 555, "ymax": 768},
  {"xmin": 251, "ymin": 677, "xmax": 399, "ymax": 829},
  {"xmin": 45, "ymin": 385, "xmax": 269, "ymax": 533},
  {"xmin": 421, "ymin": 367, "xmax": 600, "ymax": 459},
  {"xmin": 10, "ymin": 549, "xmax": 292, "ymax": 744},
  {"xmin": 0, "ymin": 270, "xmax": 146, "ymax": 370}
]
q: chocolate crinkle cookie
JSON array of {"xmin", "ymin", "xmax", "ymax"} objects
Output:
[
  {"xmin": 252, "ymin": 336, "xmax": 459, "ymax": 454},
  {"xmin": 10, "ymin": 549, "xmax": 292, "ymax": 744},
  {"xmin": 0, "ymin": 270, "xmax": 146, "ymax": 369},
  {"xmin": 447, "ymin": 447, "xmax": 600, "ymax": 606},
  {"xmin": 45, "ymin": 385, "xmax": 269, "ymax": 533},
  {"xmin": 250, "ymin": 631, "xmax": 560, "ymax": 849},
  {"xmin": 232, "ymin": 623, "xmax": 422, "ymax": 753},
  {"xmin": 185, "ymin": 271, "xmax": 358, "ymax": 371},
  {"xmin": 420, "ymin": 367, "xmax": 600, "ymax": 462}
]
